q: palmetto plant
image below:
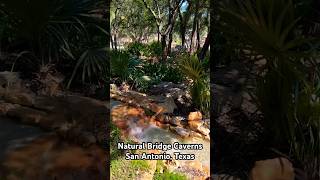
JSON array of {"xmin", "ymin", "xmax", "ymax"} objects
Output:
[
  {"xmin": 0, "ymin": 0, "xmax": 108, "ymax": 87},
  {"xmin": 178, "ymin": 55, "xmax": 210, "ymax": 115},
  {"xmin": 110, "ymin": 50, "xmax": 132, "ymax": 82}
]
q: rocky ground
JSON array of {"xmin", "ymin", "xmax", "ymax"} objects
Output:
[
  {"xmin": 0, "ymin": 71, "xmax": 108, "ymax": 179},
  {"xmin": 110, "ymin": 83, "xmax": 211, "ymax": 180}
]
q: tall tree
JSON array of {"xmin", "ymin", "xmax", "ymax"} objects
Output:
[{"xmin": 142, "ymin": 0, "xmax": 185, "ymax": 60}]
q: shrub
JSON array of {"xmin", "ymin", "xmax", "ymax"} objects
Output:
[
  {"xmin": 178, "ymin": 55, "xmax": 210, "ymax": 115},
  {"xmin": 127, "ymin": 42, "xmax": 146, "ymax": 57},
  {"xmin": 145, "ymin": 41, "xmax": 162, "ymax": 58}
]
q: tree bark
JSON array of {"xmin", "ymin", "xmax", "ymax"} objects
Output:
[
  {"xmin": 196, "ymin": 20, "xmax": 200, "ymax": 51},
  {"xmin": 198, "ymin": 32, "xmax": 210, "ymax": 60},
  {"xmin": 189, "ymin": 0, "xmax": 200, "ymax": 53},
  {"xmin": 179, "ymin": 0, "xmax": 191, "ymax": 47}
]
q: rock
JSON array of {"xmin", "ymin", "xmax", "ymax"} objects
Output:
[
  {"xmin": 156, "ymin": 97, "xmax": 177, "ymax": 114},
  {"xmin": 155, "ymin": 121, "xmax": 170, "ymax": 130},
  {"xmin": 250, "ymin": 158, "xmax": 294, "ymax": 180},
  {"xmin": 170, "ymin": 126, "xmax": 190, "ymax": 138},
  {"xmin": 6, "ymin": 106, "xmax": 51, "ymax": 128},
  {"xmin": 203, "ymin": 119, "xmax": 210, "ymax": 128},
  {"xmin": 197, "ymin": 125, "xmax": 210, "ymax": 136},
  {"xmin": 0, "ymin": 102, "xmax": 18, "ymax": 116},
  {"xmin": 156, "ymin": 114, "xmax": 170, "ymax": 123},
  {"xmin": 169, "ymin": 116, "xmax": 186, "ymax": 127},
  {"xmin": 2, "ymin": 134, "xmax": 107, "ymax": 179},
  {"xmin": 188, "ymin": 111, "xmax": 202, "ymax": 121},
  {"xmin": 188, "ymin": 120, "xmax": 204, "ymax": 131},
  {"xmin": 3, "ymin": 92, "xmax": 35, "ymax": 106},
  {"xmin": 189, "ymin": 131, "xmax": 203, "ymax": 139}
]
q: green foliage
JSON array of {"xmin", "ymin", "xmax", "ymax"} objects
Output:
[
  {"xmin": 67, "ymin": 48, "xmax": 108, "ymax": 88},
  {"xmin": 220, "ymin": 0, "xmax": 319, "ymax": 177},
  {"xmin": 178, "ymin": 55, "xmax": 210, "ymax": 114},
  {"xmin": 111, "ymin": 159, "xmax": 136, "ymax": 180},
  {"xmin": 110, "ymin": 122, "xmax": 122, "ymax": 160},
  {"xmin": 127, "ymin": 42, "xmax": 146, "ymax": 57},
  {"xmin": 110, "ymin": 51, "xmax": 134, "ymax": 81},
  {"xmin": 130, "ymin": 160, "xmax": 150, "ymax": 171},
  {"xmin": 0, "ymin": 0, "xmax": 108, "ymax": 87},
  {"xmin": 153, "ymin": 171, "xmax": 187, "ymax": 180},
  {"xmin": 144, "ymin": 41, "xmax": 163, "ymax": 58}
]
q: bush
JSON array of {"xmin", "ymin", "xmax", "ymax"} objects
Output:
[
  {"xmin": 145, "ymin": 41, "xmax": 162, "ymax": 58},
  {"xmin": 127, "ymin": 42, "xmax": 146, "ymax": 57},
  {"xmin": 178, "ymin": 55, "xmax": 210, "ymax": 115}
]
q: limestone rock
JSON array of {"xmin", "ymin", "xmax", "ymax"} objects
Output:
[
  {"xmin": 169, "ymin": 116, "xmax": 186, "ymax": 127},
  {"xmin": 188, "ymin": 120, "xmax": 204, "ymax": 131},
  {"xmin": 197, "ymin": 125, "xmax": 210, "ymax": 136},
  {"xmin": 3, "ymin": 92, "xmax": 35, "ymax": 106},
  {"xmin": 188, "ymin": 111, "xmax": 202, "ymax": 121},
  {"xmin": 250, "ymin": 157, "xmax": 295, "ymax": 180},
  {"xmin": 156, "ymin": 97, "xmax": 177, "ymax": 114}
]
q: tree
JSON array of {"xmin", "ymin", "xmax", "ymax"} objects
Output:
[{"xmin": 142, "ymin": 0, "xmax": 185, "ymax": 60}]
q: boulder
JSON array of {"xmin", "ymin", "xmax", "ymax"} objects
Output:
[
  {"xmin": 169, "ymin": 116, "xmax": 186, "ymax": 127},
  {"xmin": 197, "ymin": 125, "xmax": 210, "ymax": 136},
  {"xmin": 188, "ymin": 120, "xmax": 204, "ymax": 131},
  {"xmin": 250, "ymin": 157, "xmax": 295, "ymax": 180},
  {"xmin": 188, "ymin": 111, "xmax": 202, "ymax": 121},
  {"xmin": 155, "ymin": 97, "xmax": 177, "ymax": 114}
]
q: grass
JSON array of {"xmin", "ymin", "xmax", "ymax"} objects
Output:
[
  {"xmin": 110, "ymin": 159, "xmax": 150, "ymax": 179},
  {"xmin": 153, "ymin": 171, "xmax": 187, "ymax": 180},
  {"xmin": 153, "ymin": 160, "xmax": 187, "ymax": 180}
]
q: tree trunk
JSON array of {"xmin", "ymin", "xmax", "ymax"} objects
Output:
[
  {"xmin": 198, "ymin": 32, "xmax": 210, "ymax": 60},
  {"xmin": 196, "ymin": 20, "xmax": 200, "ymax": 51},
  {"xmin": 179, "ymin": 1, "xmax": 191, "ymax": 47},
  {"xmin": 110, "ymin": 34, "xmax": 114, "ymax": 50},
  {"xmin": 189, "ymin": 0, "xmax": 200, "ymax": 53},
  {"xmin": 168, "ymin": 30, "xmax": 173, "ymax": 55},
  {"xmin": 113, "ymin": 34, "xmax": 118, "ymax": 50},
  {"xmin": 161, "ymin": 34, "xmax": 167, "ymax": 60}
]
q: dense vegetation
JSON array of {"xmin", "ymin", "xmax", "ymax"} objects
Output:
[
  {"xmin": 0, "ymin": 0, "xmax": 109, "ymax": 96},
  {"xmin": 214, "ymin": 0, "xmax": 320, "ymax": 179}
]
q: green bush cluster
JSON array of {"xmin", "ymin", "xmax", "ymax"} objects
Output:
[
  {"xmin": 126, "ymin": 41, "xmax": 163, "ymax": 58},
  {"xmin": 110, "ymin": 50, "xmax": 183, "ymax": 91}
]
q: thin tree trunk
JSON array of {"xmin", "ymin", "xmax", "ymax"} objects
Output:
[
  {"xmin": 161, "ymin": 34, "xmax": 167, "ymax": 60},
  {"xmin": 198, "ymin": 32, "xmax": 210, "ymax": 60},
  {"xmin": 114, "ymin": 34, "xmax": 118, "ymax": 50},
  {"xmin": 189, "ymin": 0, "xmax": 200, "ymax": 53},
  {"xmin": 196, "ymin": 20, "xmax": 200, "ymax": 51},
  {"xmin": 110, "ymin": 34, "xmax": 114, "ymax": 50}
]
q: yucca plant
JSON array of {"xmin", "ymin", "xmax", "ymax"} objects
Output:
[{"xmin": 178, "ymin": 55, "xmax": 210, "ymax": 115}]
